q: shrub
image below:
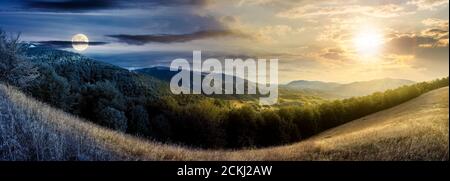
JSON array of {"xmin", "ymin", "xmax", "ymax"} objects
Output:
[
  {"xmin": 224, "ymin": 106, "xmax": 262, "ymax": 148},
  {"xmin": 28, "ymin": 63, "xmax": 70, "ymax": 110},
  {"xmin": 98, "ymin": 107, "xmax": 128, "ymax": 132},
  {"xmin": 128, "ymin": 105, "xmax": 151, "ymax": 136},
  {"xmin": 78, "ymin": 81, "xmax": 127, "ymax": 131}
]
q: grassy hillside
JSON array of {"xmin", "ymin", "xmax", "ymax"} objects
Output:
[{"xmin": 1, "ymin": 84, "xmax": 448, "ymax": 160}]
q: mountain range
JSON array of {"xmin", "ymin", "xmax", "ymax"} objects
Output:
[{"xmin": 284, "ymin": 78, "xmax": 415, "ymax": 98}]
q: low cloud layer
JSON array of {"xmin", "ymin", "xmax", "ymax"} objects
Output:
[
  {"xmin": 107, "ymin": 30, "xmax": 251, "ymax": 45},
  {"xmin": 34, "ymin": 41, "xmax": 108, "ymax": 48}
]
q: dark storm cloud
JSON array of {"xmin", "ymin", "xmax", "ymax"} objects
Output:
[
  {"xmin": 24, "ymin": 0, "xmax": 115, "ymax": 11},
  {"xmin": 139, "ymin": 0, "xmax": 212, "ymax": 7},
  {"xmin": 22, "ymin": 0, "xmax": 211, "ymax": 12},
  {"xmin": 34, "ymin": 41, "xmax": 108, "ymax": 48},
  {"xmin": 106, "ymin": 30, "xmax": 252, "ymax": 45}
]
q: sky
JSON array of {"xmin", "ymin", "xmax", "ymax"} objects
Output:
[{"xmin": 0, "ymin": 0, "xmax": 448, "ymax": 83}]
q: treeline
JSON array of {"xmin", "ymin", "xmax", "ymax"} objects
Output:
[
  {"xmin": 1, "ymin": 30, "xmax": 449, "ymax": 149},
  {"xmin": 145, "ymin": 77, "xmax": 449, "ymax": 148}
]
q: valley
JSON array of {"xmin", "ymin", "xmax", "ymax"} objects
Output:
[{"xmin": 1, "ymin": 84, "xmax": 447, "ymax": 160}]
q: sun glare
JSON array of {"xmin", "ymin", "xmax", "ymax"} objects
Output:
[{"xmin": 353, "ymin": 27, "xmax": 384, "ymax": 57}]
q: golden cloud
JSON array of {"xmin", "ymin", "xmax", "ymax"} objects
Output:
[
  {"xmin": 408, "ymin": 0, "xmax": 449, "ymax": 10},
  {"xmin": 422, "ymin": 18, "xmax": 449, "ymax": 29},
  {"xmin": 276, "ymin": 4, "xmax": 412, "ymax": 19},
  {"xmin": 421, "ymin": 28, "xmax": 448, "ymax": 38},
  {"xmin": 257, "ymin": 25, "xmax": 305, "ymax": 42}
]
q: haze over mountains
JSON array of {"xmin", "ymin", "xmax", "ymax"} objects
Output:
[{"xmin": 284, "ymin": 78, "xmax": 416, "ymax": 98}]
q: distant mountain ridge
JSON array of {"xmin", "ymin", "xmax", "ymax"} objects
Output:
[
  {"xmin": 136, "ymin": 66, "xmax": 261, "ymax": 100},
  {"xmin": 137, "ymin": 66, "xmax": 416, "ymax": 99},
  {"xmin": 286, "ymin": 80, "xmax": 341, "ymax": 91},
  {"xmin": 286, "ymin": 78, "xmax": 415, "ymax": 98}
]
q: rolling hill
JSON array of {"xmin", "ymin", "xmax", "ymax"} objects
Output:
[
  {"xmin": 285, "ymin": 78, "xmax": 415, "ymax": 98},
  {"xmin": 136, "ymin": 66, "xmax": 260, "ymax": 100},
  {"xmin": 1, "ymin": 83, "xmax": 447, "ymax": 160}
]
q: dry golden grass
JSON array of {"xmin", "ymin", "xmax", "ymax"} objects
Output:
[{"xmin": 1, "ymin": 84, "xmax": 448, "ymax": 160}]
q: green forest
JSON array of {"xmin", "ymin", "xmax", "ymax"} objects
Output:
[{"xmin": 1, "ymin": 30, "xmax": 449, "ymax": 149}]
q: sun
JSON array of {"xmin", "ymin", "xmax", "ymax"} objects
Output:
[
  {"xmin": 71, "ymin": 33, "xmax": 89, "ymax": 51},
  {"xmin": 353, "ymin": 28, "xmax": 384, "ymax": 57}
]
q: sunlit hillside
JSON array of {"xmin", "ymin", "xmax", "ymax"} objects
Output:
[{"xmin": 1, "ymin": 84, "xmax": 447, "ymax": 160}]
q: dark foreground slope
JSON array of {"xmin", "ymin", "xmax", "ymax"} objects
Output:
[{"xmin": 1, "ymin": 84, "xmax": 448, "ymax": 160}]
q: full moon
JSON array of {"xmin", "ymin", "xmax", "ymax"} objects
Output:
[{"xmin": 71, "ymin": 34, "xmax": 89, "ymax": 51}]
